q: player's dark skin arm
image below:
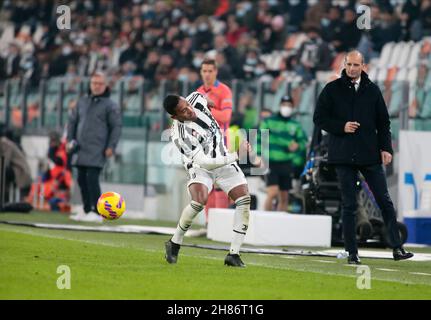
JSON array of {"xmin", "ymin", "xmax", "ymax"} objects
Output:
[{"xmin": 189, "ymin": 183, "xmax": 249, "ymax": 205}]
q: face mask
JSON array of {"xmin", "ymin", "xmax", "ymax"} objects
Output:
[
  {"xmin": 198, "ymin": 23, "xmax": 208, "ymax": 32},
  {"xmin": 178, "ymin": 74, "xmax": 188, "ymax": 82},
  {"xmin": 254, "ymin": 68, "xmax": 265, "ymax": 76},
  {"xmin": 237, "ymin": 10, "xmax": 246, "ymax": 17},
  {"xmin": 280, "ymin": 106, "xmax": 293, "ymax": 118},
  {"xmin": 188, "ymin": 27, "xmax": 197, "ymax": 36},
  {"xmin": 62, "ymin": 46, "xmax": 72, "ymax": 55},
  {"xmin": 179, "ymin": 23, "xmax": 189, "ymax": 32},
  {"xmin": 243, "ymin": 2, "xmax": 252, "ymax": 11},
  {"xmin": 321, "ymin": 18, "xmax": 330, "ymax": 27},
  {"xmin": 246, "ymin": 58, "xmax": 257, "ymax": 65},
  {"xmin": 23, "ymin": 61, "xmax": 33, "ymax": 70},
  {"xmin": 193, "ymin": 57, "xmax": 203, "ymax": 68}
]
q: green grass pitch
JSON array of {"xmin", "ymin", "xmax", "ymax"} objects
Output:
[{"xmin": 1, "ymin": 211, "xmax": 431, "ymax": 300}]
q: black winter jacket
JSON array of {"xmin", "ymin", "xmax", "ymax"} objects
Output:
[{"xmin": 313, "ymin": 70, "xmax": 393, "ymax": 165}]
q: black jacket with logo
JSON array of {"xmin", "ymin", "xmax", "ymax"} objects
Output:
[{"xmin": 313, "ymin": 69, "xmax": 393, "ymax": 165}]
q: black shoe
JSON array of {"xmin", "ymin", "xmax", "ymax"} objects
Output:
[
  {"xmin": 224, "ymin": 254, "xmax": 246, "ymax": 267},
  {"xmin": 165, "ymin": 240, "xmax": 180, "ymax": 264},
  {"xmin": 347, "ymin": 253, "xmax": 361, "ymax": 265},
  {"xmin": 393, "ymin": 247, "xmax": 414, "ymax": 261}
]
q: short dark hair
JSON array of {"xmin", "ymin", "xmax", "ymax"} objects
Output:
[
  {"xmin": 200, "ymin": 58, "xmax": 217, "ymax": 69},
  {"xmin": 163, "ymin": 94, "xmax": 180, "ymax": 115}
]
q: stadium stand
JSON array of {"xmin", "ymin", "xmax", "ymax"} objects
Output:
[{"xmin": 0, "ymin": 0, "xmax": 430, "ymax": 188}]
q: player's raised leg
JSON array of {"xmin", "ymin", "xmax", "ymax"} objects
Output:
[
  {"xmin": 225, "ymin": 183, "xmax": 250, "ymax": 267},
  {"xmin": 165, "ymin": 183, "xmax": 208, "ymax": 264}
]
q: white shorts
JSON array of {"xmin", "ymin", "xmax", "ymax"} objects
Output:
[{"xmin": 186, "ymin": 163, "xmax": 247, "ymax": 195}]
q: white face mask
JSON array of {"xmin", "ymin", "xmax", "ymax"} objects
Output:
[
  {"xmin": 280, "ymin": 106, "xmax": 293, "ymax": 117},
  {"xmin": 178, "ymin": 74, "xmax": 188, "ymax": 81},
  {"xmin": 62, "ymin": 46, "xmax": 72, "ymax": 55},
  {"xmin": 193, "ymin": 57, "xmax": 203, "ymax": 68}
]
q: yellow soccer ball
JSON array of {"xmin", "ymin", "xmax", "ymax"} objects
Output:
[{"xmin": 97, "ymin": 192, "xmax": 126, "ymax": 220}]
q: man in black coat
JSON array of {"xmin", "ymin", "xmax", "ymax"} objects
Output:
[{"xmin": 313, "ymin": 51, "xmax": 413, "ymax": 264}]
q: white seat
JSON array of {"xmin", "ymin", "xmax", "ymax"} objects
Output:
[
  {"xmin": 407, "ymin": 42, "xmax": 422, "ymax": 69},
  {"xmin": 407, "ymin": 66, "xmax": 419, "ymax": 84},
  {"xmin": 388, "ymin": 42, "xmax": 404, "ymax": 68},
  {"xmin": 368, "ymin": 68, "xmax": 378, "ymax": 81},
  {"xmin": 376, "ymin": 68, "xmax": 388, "ymax": 82},
  {"xmin": 378, "ymin": 42, "xmax": 394, "ymax": 68},
  {"xmin": 0, "ymin": 24, "xmax": 14, "ymax": 54},
  {"xmin": 397, "ymin": 42, "xmax": 413, "ymax": 68},
  {"xmin": 396, "ymin": 67, "xmax": 408, "ymax": 82}
]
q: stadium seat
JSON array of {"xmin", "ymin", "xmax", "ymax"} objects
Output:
[
  {"xmin": 376, "ymin": 68, "xmax": 388, "ymax": 83},
  {"xmin": 378, "ymin": 42, "xmax": 395, "ymax": 68},
  {"xmin": 331, "ymin": 53, "xmax": 345, "ymax": 73},
  {"xmin": 368, "ymin": 68, "xmax": 378, "ymax": 82},
  {"xmin": 0, "ymin": 24, "xmax": 14, "ymax": 52},
  {"xmin": 420, "ymin": 91, "xmax": 431, "ymax": 119},
  {"xmin": 297, "ymin": 81, "xmax": 315, "ymax": 115},
  {"xmin": 388, "ymin": 42, "xmax": 404, "ymax": 67},
  {"xmin": 422, "ymin": 40, "xmax": 431, "ymax": 55},
  {"xmin": 391, "ymin": 118, "xmax": 400, "ymax": 141},
  {"xmin": 388, "ymin": 80, "xmax": 404, "ymax": 117},
  {"xmin": 407, "ymin": 42, "xmax": 422, "ymax": 68},
  {"xmin": 397, "ymin": 42, "xmax": 413, "ymax": 68}
]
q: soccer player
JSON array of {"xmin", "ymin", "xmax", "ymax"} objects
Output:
[
  {"xmin": 163, "ymin": 92, "xmax": 251, "ymax": 267},
  {"xmin": 197, "ymin": 59, "xmax": 233, "ymax": 222}
]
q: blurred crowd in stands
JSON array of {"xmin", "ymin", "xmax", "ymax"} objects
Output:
[{"xmin": 1, "ymin": 0, "xmax": 431, "ymax": 88}]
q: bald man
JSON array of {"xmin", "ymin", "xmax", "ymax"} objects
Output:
[{"xmin": 313, "ymin": 51, "xmax": 413, "ymax": 264}]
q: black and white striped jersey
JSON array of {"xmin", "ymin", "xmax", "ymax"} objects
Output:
[{"xmin": 171, "ymin": 92, "xmax": 228, "ymax": 168}]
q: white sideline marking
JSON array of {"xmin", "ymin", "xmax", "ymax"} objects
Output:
[
  {"xmin": 324, "ymin": 249, "xmax": 431, "ymax": 262},
  {"xmin": 312, "ymin": 260, "xmax": 336, "ymax": 264},
  {"xmin": 258, "ymin": 253, "xmax": 295, "ymax": 259},
  {"xmin": 409, "ymin": 272, "xmax": 431, "ymax": 276},
  {"xmin": 2, "ymin": 226, "xmax": 431, "ymax": 286},
  {"xmin": 376, "ymin": 268, "xmax": 399, "ymax": 272}
]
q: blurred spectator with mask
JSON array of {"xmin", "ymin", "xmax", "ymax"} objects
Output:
[
  {"xmin": 1, "ymin": 0, "xmax": 430, "ymax": 86},
  {"xmin": 321, "ymin": 6, "xmax": 343, "ymax": 43},
  {"xmin": 257, "ymin": 96, "xmax": 307, "ymax": 212}
]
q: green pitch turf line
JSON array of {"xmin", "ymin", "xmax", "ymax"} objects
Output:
[{"xmin": 1, "ymin": 227, "xmax": 431, "ymax": 300}]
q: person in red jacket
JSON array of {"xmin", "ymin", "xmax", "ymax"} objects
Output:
[
  {"xmin": 197, "ymin": 59, "xmax": 233, "ymax": 223},
  {"xmin": 27, "ymin": 131, "xmax": 72, "ymax": 211}
]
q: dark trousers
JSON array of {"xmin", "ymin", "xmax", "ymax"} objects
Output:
[
  {"xmin": 335, "ymin": 164, "xmax": 402, "ymax": 254},
  {"xmin": 76, "ymin": 166, "xmax": 102, "ymax": 213}
]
